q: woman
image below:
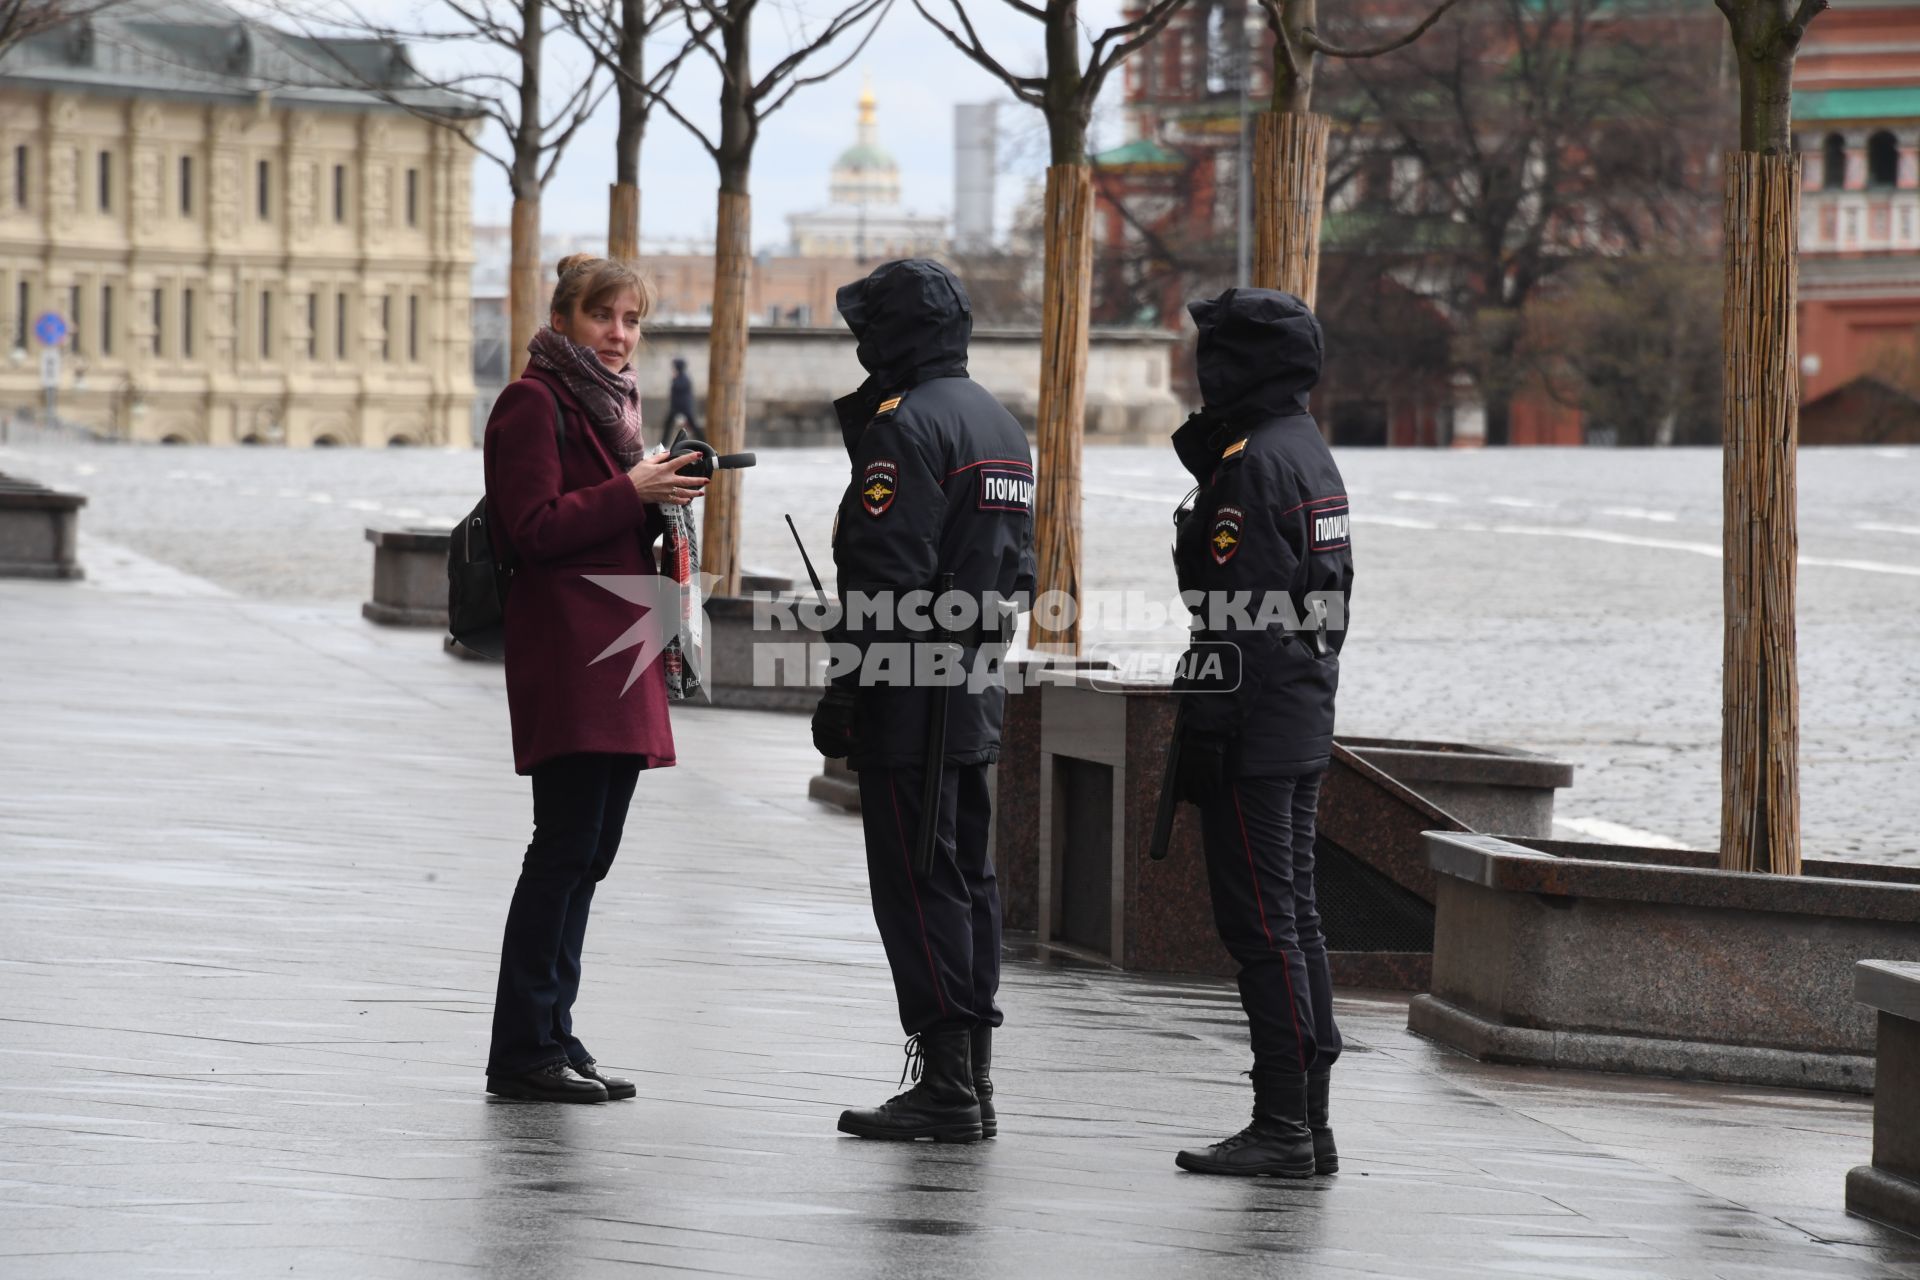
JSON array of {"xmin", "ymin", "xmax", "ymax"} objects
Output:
[{"xmin": 481, "ymin": 254, "xmax": 707, "ymax": 1104}]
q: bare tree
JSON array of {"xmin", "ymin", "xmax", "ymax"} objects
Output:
[
  {"xmin": 287, "ymin": 0, "xmax": 609, "ymax": 371},
  {"xmin": 1336, "ymin": 0, "xmax": 1723, "ymax": 446},
  {"xmin": 1248, "ymin": 0, "xmax": 1464, "ymax": 301},
  {"xmin": 1713, "ymin": 0, "xmax": 1828, "ymax": 876},
  {"xmin": 654, "ymin": 0, "xmax": 891, "ymax": 597},
  {"xmin": 914, "ymin": 0, "xmax": 1190, "ymax": 651},
  {"xmin": 553, "ymin": 0, "xmax": 703, "ymax": 257}
]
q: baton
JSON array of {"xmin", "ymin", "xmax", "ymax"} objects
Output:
[
  {"xmin": 915, "ymin": 572, "xmax": 957, "ymax": 878},
  {"xmin": 1149, "ymin": 696, "xmax": 1188, "ymax": 861},
  {"xmin": 783, "ymin": 514, "xmax": 830, "ymax": 606}
]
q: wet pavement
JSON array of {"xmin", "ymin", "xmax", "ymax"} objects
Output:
[{"xmin": 3, "ymin": 575, "xmax": 1920, "ymax": 1277}]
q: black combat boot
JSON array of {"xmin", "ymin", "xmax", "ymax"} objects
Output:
[
  {"xmin": 1174, "ymin": 1069, "xmax": 1316, "ymax": 1177},
  {"xmin": 1308, "ymin": 1071, "xmax": 1337, "ymax": 1173},
  {"xmin": 837, "ymin": 1030, "xmax": 983, "ymax": 1143},
  {"xmin": 972, "ymin": 1025, "xmax": 996, "ymax": 1139}
]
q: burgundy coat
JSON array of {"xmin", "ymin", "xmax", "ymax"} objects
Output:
[{"xmin": 482, "ymin": 368, "xmax": 676, "ymax": 776}]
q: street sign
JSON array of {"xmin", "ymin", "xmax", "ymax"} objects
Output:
[
  {"xmin": 34, "ymin": 312, "xmax": 67, "ymax": 347},
  {"xmin": 40, "ymin": 349, "xmax": 60, "ymax": 389}
]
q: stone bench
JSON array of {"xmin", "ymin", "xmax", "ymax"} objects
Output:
[
  {"xmin": 0, "ymin": 472, "xmax": 86, "ymax": 580},
  {"xmin": 1411, "ymin": 833, "xmax": 1920, "ymax": 1093},
  {"xmin": 1849, "ymin": 961, "xmax": 1920, "ymax": 1235}
]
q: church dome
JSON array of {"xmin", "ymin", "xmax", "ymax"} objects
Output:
[{"xmin": 830, "ymin": 80, "xmax": 900, "ymax": 206}]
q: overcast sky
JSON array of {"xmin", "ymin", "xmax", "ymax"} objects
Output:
[{"xmin": 431, "ymin": 0, "xmax": 1132, "ymax": 250}]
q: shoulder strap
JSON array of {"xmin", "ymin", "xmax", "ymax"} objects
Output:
[{"xmin": 531, "ymin": 377, "xmax": 566, "ymax": 447}]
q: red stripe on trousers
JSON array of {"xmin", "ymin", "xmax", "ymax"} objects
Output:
[
  {"xmin": 889, "ymin": 775, "xmax": 948, "ymax": 1017},
  {"xmin": 1233, "ymin": 783, "xmax": 1308, "ymax": 1073}
]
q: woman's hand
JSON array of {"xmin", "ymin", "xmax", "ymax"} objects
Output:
[{"xmin": 628, "ymin": 450, "xmax": 708, "ymax": 506}]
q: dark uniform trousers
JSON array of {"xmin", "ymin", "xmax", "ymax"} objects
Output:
[
  {"xmin": 856, "ymin": 761, "xmax": 1003, "ymax": 1035},
  {"xmin": 1198, "ymin": 769, "xmax": 1342, "ymax": 1076},
  {"xmin": 487, "ymin": 752, "xmax": 641, "ymax": 1076}
]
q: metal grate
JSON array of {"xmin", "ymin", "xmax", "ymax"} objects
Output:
[{"xmin": 1312, "ymin": 836, "xmax": 1435, "ymax": 953}]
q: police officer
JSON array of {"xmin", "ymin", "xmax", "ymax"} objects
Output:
[
  {"xmin": 1165, "ymin": 288, "xmax": 1353, "ymax": 1177},
  {"xmin": 811, "ymin": 259, "xmax": 1035, "ymax": 1143}
]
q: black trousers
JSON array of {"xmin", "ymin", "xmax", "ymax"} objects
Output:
[
  {"xmin": 856, "ymin": 761, "xmax": 1002, "ymax": 1036},
  {"xmin": 1198, "ymin": 770, "xmax": 1342, "ymax": 1076},
  {"xmin": 487, "ymin": 752, "xmax": 642, "ymax": 1076}
]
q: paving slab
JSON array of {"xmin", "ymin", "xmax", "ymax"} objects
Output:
[{"xmin": 2, "ymin": 578, "xmax": 1919, "ymax": 1278}]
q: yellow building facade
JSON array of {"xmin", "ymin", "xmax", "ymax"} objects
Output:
[{"xmin": 0, "ymin": 7, "xmax": 475, "ymax": 446}]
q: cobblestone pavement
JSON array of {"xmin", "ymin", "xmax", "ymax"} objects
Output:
[
  {"xmin": 3, "ymin": 579, "xmax": 1920, "ymax": 1278},
  {"xmin": 3, "ymin": 436, "xmax": 1918, "ymax": 861}
]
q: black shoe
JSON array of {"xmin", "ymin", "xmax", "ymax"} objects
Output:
[
  {"xmin": 972, "ymin": 1025, "xmax": 996, "ymax": 1140},
  {"xmin": 1308, "ymin": 1071, "xmax": 1337, "ymax": 1174},
  {"xmin": 575, "ymin": 1058, "xmax": 637, "ymax": 1101},
  {"xmin": 486, "ymin": 1061, "xmax": 609, "ymax": 1103},
  {"xmin": 1175, "ymin": 1070, "xmax": 1315, "ymax": 1177},
  {"xmin": 837, "ymin": 1030, "xmax": 983, "ymax": 1143}
]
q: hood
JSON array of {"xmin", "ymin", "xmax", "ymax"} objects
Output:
[
  {"xmin": 837, "ymin": 258, "xmax": 972, "ymax": 389},
  {"xmin": 1188, "ymin": 287, "xmax": 1323, "ymax": 416}
]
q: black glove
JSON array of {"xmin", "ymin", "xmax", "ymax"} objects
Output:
[
  {"xmin": 1174, "ymin": 729, "xmax": 1232, "ymax": 806},
  {"xmin": 811, "ymin": 685, "xmax": 859, "ymax": 759}
]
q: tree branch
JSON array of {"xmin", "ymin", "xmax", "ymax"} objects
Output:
[
  {"xmin": 908, "ymin": 0, "xmax": 1048, "ymax": 104},
  {"xmin": 1087, "ymin": 0, "xmax": 1191, "ymax": 94},
  {"xmin": 1300, "ymin": 0, "xmax": 1465, "ymax": 59},
  {"xmin": 1781, "ymin": 0, "xmax": 1828, "ymax": 46},
  {"xmin": 751, "ymin": 0, "xmax": 891, "ymax": 106}
]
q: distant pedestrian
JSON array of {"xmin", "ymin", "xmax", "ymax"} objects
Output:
[
  {"xmin": 479, "ymin": 253, "xmax": 708, "ymax": 1104},
  {"xmin": 1164, "ymin": 288, "xmax": 1354, "ymax": 1176},
  {"xmin": 666, "ymin": 356, "xmax": 701, "ymax": 442}
]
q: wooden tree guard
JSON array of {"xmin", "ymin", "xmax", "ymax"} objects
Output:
[
  {"xmin": 1720, "ymin": 151, "xmax": 1801, "ymax": 876},
  {"xmin": 509, "ymin": 196, "xmax": 542, "ymax": 380},
  {"xmin": 1253, "ymin": 111, "xmax": 1330, "ymax": 304},
  {"xmin": 607, "ymin": 182, "xmax": 640, "ymax": 260},
  {"xmin": 1030, "ymin": 164, "xmax": 1093, "ymax": 653},
  {"xmin": 702, "ymin": 188, "xmax": 752, "ymax": 597}
]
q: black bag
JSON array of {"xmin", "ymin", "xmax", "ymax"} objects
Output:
[{"xmin": 446, "ymin": 386, "xmax": 566, "ymax": 659}]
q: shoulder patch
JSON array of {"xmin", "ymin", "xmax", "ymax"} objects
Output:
[
  {"xmin": 1210, "ymin": 505, "xmax": 1245, "ymax": 566},
  {"xmin": 1222, "ymin": 438, "xmax": 1247, "ymax": 459},
  {"xmin": 861, "ymin": 458, "xmax": 899, "ymax": 516},
  {"xmin": 876, "ymin": 395, "xmax": 903, "ymax": 416}
]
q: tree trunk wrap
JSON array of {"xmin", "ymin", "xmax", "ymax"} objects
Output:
[
  {"xmin": 608, "ymin": 183, "xmax": 640, "ymax": 261},
  {"xmin": 509, "ymin": 197, "xmax": 542, "ymax": 380},
  {"xmin": 701, "ymin": 187, "xmax": 752, "ymax": 598},
  {"xmin": 1719, "ymin": 150, "xmax": 1801, "ymax": 875},
  {"xmin": 1030, "ymin": 164, "xmax": 1093, "ymax": 654},
  {"xmin": 1254, "ymin": 112, "xmax": 1330, "ymax": 303}
]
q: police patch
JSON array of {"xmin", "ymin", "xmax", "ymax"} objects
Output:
[
  {"xmin": 861, "ymin": 459, "xmax": 899, "ymax": 516},
  {"xmin": 977, "ymin": 465, "xmax": 1034, "ymax": 512},
  {"xmin": 1210, "ymin": 505, "xmax": 1245, "ymax": 565},
  {"xmin": 1308, "ymin": 499, "xmax": 1351, "ymax": 552}
]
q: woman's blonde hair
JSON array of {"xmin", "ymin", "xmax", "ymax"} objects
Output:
[{"xmin": 550, "ymin": 254, "xmax": 652, "ymax": 324}]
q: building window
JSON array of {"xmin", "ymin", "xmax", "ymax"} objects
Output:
[
  {"xmin": 13, "ymin": 145, "xmax": 26, "ymax": 208},
  {"xmin": 98, "ymin": 150, "xmax": 111, "ymax": 212},
  {"xmin": 152, "ymin": 288, "xmax": 164, "ymax": 357},
  {"xmin": 14, "ymin": 279, "xmax": 27, "ymax": 349},
  {"xmin": 407, "ymin": 294, "xmax": 419, "ymax": 361},
  {"xmin": 179, "ymin": 155, "xmax": 193, "ymax": 215},
  {"xmin": 182, "ymin": 288, "xmax": 194, "ymax": 358},
  {"xmin": 257, "ymin": 159, "xmax": 270, "ymax": 220},
  {"xmin": 1869, "ymin": 131, "xmax": 1899, "ymax": 189},
  {"xmin": 260, "ymin": 290, "xmax": 272, "ymax": 357},
  {"xmin": 333, "ymin": 164, "xmax": 347, "ymax": 223},
  {"xmin": 1823, "ymin": 133, "xmax": 1847, "ymax": 190},
  {"xmin": 335, "ymin": 290, "xmax": 347, "ymax": 358},
  {"xmin": 380, "ymin": 295, "xmax": 391, "ymax": 361},
  {"xmin": 306, "ymin": 293, "xmax": 318, "ymax": 358},
  {"xmin": 70, "ymin": 285, "xmax": 81, "ymax": 356},
  {"xmin": 405, "ymin": 168, "xmax": 418, "ymax": 227},
  {"xmin": 101, "ymin": 284, "xmax": 113, "ymax": 356}
]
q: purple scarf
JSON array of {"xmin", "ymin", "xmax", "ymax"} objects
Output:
[{"xmin": 526, "ymin": 326, "xmax": 645, "ymax": 468}]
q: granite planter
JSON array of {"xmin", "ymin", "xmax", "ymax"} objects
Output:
[
  {"xmin": 1850, "ymin": 961, "xmax": 1920, "ymax": 1236},
  {"xmin": 1342, "ymin": 737, "xmax": 1572, "ymax": 839},
  {"xmin": 363, "ymin": 527, "xmax": 450, "ymax": 627},
  {"xmin": 0, "ymin": 472, "xmax": 85, "ymax": 580},
  {"xmin": 702, "ymin": 581, "xmax": 819, "ymax": 712},
  {"xmin": 1411, "ymin": 833, "xmax": 1920, "ymax": 1093}
]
